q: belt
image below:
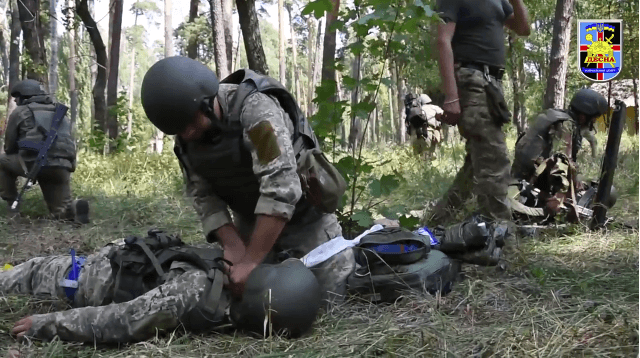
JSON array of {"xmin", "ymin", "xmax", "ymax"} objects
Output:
[
  {"xmin": 60, "ymin": 249, "xmax": 86, "ymax": 302},
  {"xmin": 459, "ymin": 62, "xmax": 505, "ymax": 81}
]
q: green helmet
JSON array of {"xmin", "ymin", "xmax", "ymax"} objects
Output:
[
  {"xmin": 10, "ymin": 79, "xmax": 45, "ymax": 98},
  {"xmin": 141, "ymin": 56, "xmax": 219, "ymax": 135},
  {"xmin": 569, "ymin": 88, "xmax": 608, "ymax": 118},
  {"xmin": 229, "ymin": 259, "xmax": 322, "ymax": 338}
]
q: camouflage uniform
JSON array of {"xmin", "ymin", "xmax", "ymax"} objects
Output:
[
  {"xmin": 512, "ymin": 109, "xmax": 583, "ymax": 181},
  {"xmin": 0, "ymin": 242, "xmax": 226, "ymax": 343},
  {"xmin": 0, "ymin": 95, "xmax": 81, "ymax": 220},
  {"xmin": 431, "ymin": 66, "xmax": 512, "ymax": 222},
  {"xmin": 176, "ymin": 84, "xmax": 355, "ymax": 304}
]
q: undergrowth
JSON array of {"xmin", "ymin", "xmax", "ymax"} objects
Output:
[{"xmin": 0, "ymin": 131, "xmax": 637, "ymax": 357}]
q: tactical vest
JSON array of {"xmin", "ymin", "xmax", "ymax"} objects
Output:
[
  {"xmin": 19, "ymin": 97, "xmax": 76, "ymax": 170},
  {"xmin": 512, "ymin": 109, "xmax": 571, "ymax": 180},
  {"xmin": 175, "ymin": 70, "xmax": 327, "ymax": 219},
  {"xmin": 107, "ymin": 229, "xmax": 228, "ymax": 332}
]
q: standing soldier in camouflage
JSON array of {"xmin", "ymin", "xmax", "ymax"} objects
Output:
[
  {"xmin": 140, "ymin": 57, "xmax": 353, "ymax": 305},
  {"xmin": 427, "ymin": 0, "xmax": 531, "ymax": 224},
  {"xmin": 511, "ymin": 89, "xmax": 609, "ymax": 181},
  {"xmin": 2, "ymin": 231, "xmax": 322, "ymax": 344},
  {"xmin": 0, "ymin": 80, "xmax": 89, "ymax": 223}
]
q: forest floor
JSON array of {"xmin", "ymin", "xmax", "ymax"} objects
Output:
[{"xmin": 0, "ymin": 131, "xmax": 637, "ymax": 358}]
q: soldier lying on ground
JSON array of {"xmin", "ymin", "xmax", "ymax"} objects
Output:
[
  {"xmin": 0, "ymin": 79, "xmax": 89, "ymax": 223},
  {"xmin": 140, "ymin": 57, "xmax": 351, "ymax": 305},
  {"xmin": 511, "ymin": 88, "xmax": 608, "ymax": 182},
  {"xmin": 3, "ymin": 230, "xmax": 322, "ymax": 345}
]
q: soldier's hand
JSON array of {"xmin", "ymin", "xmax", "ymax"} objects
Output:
[
  {"xmin": 440, "ymin": 99, "xmax": 461, "ymax": 126},
  {"xmin": 228, "ymin": 259, "xmax": 259, "ymax": 298},
  {"xmin": 11, "ymin": 316, "xmax": 33, "ymax": 339}
]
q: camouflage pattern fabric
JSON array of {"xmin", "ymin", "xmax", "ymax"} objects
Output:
[
  {"xmin": 429, "ymin": 67, "xmax": 512, "ymax": 223},
  {"xmin": 580, "ymin": 127, "xmax": 598, "ymax": 158},
  {"xmin": 0, "ymin": 154, "xmax": 76, "ymax": 219},
  {"xmin": 234, "ymin": 210, "xmax": 354, "ymax": 305},
  {"xmin": 0, "ymin": 243, "xmax": 229, "ymax": 343},
  {"xmin": 178, "ymin": 84, "xmax": 355, "ymax": 304}
]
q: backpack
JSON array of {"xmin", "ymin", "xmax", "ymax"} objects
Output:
[
  {"xmin": 347, "ymin": 227, "xmax": 460, "ymax": 303},
  {"xmin": 404, "ymin": 94, "xmax": 427, "ymax": 129},
  {"xmin": 220, "ymin": 70, "xmax": 347, "ymax": 213},
  {"xmin": 107, "ymin": 229, "xmax": 228, "ymax": 332}
]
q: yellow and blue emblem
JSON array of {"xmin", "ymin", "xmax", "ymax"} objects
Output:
[{"xmin": 578, "ymin": 20, "xmax": 623, "ymax": 82}]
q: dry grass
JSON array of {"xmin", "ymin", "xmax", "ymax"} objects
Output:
[{"xmin": 0, "ymin": 132, "xmax": 637, "ymax": 357}]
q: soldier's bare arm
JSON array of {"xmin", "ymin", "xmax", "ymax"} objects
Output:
[
  {"xmin": 504, "ymin": 0, "xmax": 531, "ymax": 36},
  {"xmin": 436, "ymin": 22, "xmax": 460, "ymax": 125},
  {"xmin": 23, "ymin": 269, "xmax": 211, "ymax": 344}
]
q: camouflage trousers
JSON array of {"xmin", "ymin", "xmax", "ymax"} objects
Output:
[
  {"xmin": 234, "ymin": 210, "xmax": 355, "ymax": 306},
  {"xmin": 0, "ymin": 154, "xmax": 75, "ymax": 220},
  {"xmin": 430, "ymin": 66, "xmax": 512, "ymax": 222}
]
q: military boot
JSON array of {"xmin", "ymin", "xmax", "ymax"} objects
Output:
[{"xmin": 74, "ymin": 200, "xmax": 90, "ymax": 224}]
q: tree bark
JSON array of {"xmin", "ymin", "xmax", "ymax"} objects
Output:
[
  {"xmin": 392, "ymin": 64, "xmax": 405, "ymax": 143},
  {"xmin": 4, "ymin": 0, "xmax": 21, "ymax": 137},
  {"xmin": 306, "ymin": 16, "xmax": 315, "ymax": 117},
  {"xmin": 348, "ymin": 54, "xmax": 361, "ymax": 150},
  {"xmin": 387, "ymin": 68, "xmax": 395, "ymax": 144},
  {"xmin": 337, "ymin": 71, "xmax": 346, "ymax": 148},
  {"xmin": 508, "ymin": 34, "xmax": 526, "ymax": 134},
  {"xmin": 633, "ymin": 77, "xmax": 638, "ymax": 135},
  {"xmin": 543, "ymin": 0, "xmax": 574, "ymax": 110},
  {"xmin": 48, "ymin": 0, "xmax": 59, "ymax": 97},
  {"xmin": 285, "ymin": 3, "xmax": 300, "ymax": 101},
  {"xmin": 210, "ymin": 0, "xmax": 228, "ymax": 78},
  {"xmin": 236, "ymin": 0, "xmax": 268, "ymax": 75},
  {"xmin": 312, "ymin": 17, "xmax": 323, "ymax": 90},
  {"xmin": 67, "ymin": 0, "xmax": 77, "ymax": 132},
  {"xmin": 277, "ymin": 0, "xmax": 285, "ymax": 85},
  {"xmin": 0, "ymin": 0, "xmax": 10, "ymax": 86},
  {"xmin": 221, "ymin": 0, "xmax": 233, "ymax": 74},
  {"xmin": 187, "ymin": 0, "xmax": 199, "ymax": 59},
  {"xmin": 18, "ymin": 0, "xmax": 48, "ymax": 86},
  {"xmin": 76, "ymin": 0, "xmax": 108, "ymax": 137},
  {"xmin": 233, "ymin": 25, "xmax": 241, "ymax": 71},
  {"xmin": 126, "ymin": 13, "xmax": 139, "ymax": 139},
  {"xmin": 106, "ymin": 0, "xmax": 123, "ymax": 151},
  {"xmin": 321, "ymin": 0, "xmax": 339, "ymax": 85}
]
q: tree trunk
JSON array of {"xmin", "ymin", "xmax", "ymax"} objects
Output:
[
  {"xmin": 126, "ymin": 13, "xmax": 138, "ymax": 139},
  {"xmin": 0, "ymin": 0, "xmax": 10, "ymax": 85},
  {"xmin": 543, "ymin": 0, "xmax": 574, "ymax": 110},
  {"xmin": 187, "ymin": 0, "xmax": 199, "ymax": 59},
  {"xmin": 348, "ymin": 54, "xmax": 361, "ymax": 150},
  {"xmin": 337, "ymin": 71, "xmax": 346, "ymax": 148},
  {"xmin": 222, "ymin": 0, "xmax": 233, "ymax": 74},
  {"xmin": 18, "ymin": 0, "xmax": 48, "ymax": 86},
  {"xmin": 312, "ymin": 17, "xmax": 323, "ymax": 89},
  {"xmin": 236, "ymin": 0, "xmax": 268, "ymax": 75},
  {"xmin": 233, "ymin": 25, "xmax": 241, "ymax": 71},
  {"xmin": 508, "ymin": 34, "xmax": 527, "ymax": 134},
  {"xmin": 633, "ymin": 77, "xmax": 638, "ymax": 135},
  {"xmin": 277, "ymin": 0, "xmax": 285, "ymax": 84},
  {"xmin": 393, "ymin": 64, "xmax": 406, "ymax": 143},
  {"xmin": 76, "ymin": 0, "xmax": 108, "ymax": 137},
  {"xmin": 306, "ymin": 17, "xmax": 315, "ymax": 117},
  {"xmin": 210, "ymin": 0, "xmax": 228, "ymax": 78},
  {"xmin": 286, "ymin": 3, "xmax": 300, "ymax": 102},
  {"xmin": 106, "ymin": 0, "xmax": 123, "ymax": 152},
  {"xmin": 3, "ymin": 0, "xmax": 21, "ymax": 136},
  {"xmin": 321, "ymin": 0, "xmax": 339, "ymax": 102},
  {"xmin": 67, "ymin": 0, "xmax": 77, "ymax": 132},
  {"xmin": 48, "ymin": 0, "xmax": 59, "ymax": 97},
  {"xmin": 387, "ymin": 68, "xmax": 395, "ymax": 144}
]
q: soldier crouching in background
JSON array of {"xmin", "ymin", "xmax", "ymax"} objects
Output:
[{"xmin": 0, "ymin": 80, "xmax": 89, "ymax": 223}]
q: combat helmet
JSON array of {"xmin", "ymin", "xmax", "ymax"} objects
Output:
[
  {"xmin": 569, "ymin": 88, "xmax": 608, "ymax": 118},
  {"xmin": 229, "ymin": 258, "xmax": 322, "ymax": 338},
  {"xmin": 141, "ymin": 56, "xmax": 220, "ymax": 135},
  {"xmin": 10, "ymin": 79, "xmax": 45, "ymax": 99}
]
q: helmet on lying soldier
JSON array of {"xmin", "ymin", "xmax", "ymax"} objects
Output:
[{"xmin": 229, "ymin": 258, "xmax": 322, "ymax": 338}]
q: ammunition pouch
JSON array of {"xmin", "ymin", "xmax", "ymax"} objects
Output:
[{"xmin": 296, "ymin": 148, "xmax": 347, "ymax": 213}]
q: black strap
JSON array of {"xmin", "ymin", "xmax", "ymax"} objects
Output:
[{"xmin": 130, "ymin": 238, "xmax": 167, "ymax": 282}]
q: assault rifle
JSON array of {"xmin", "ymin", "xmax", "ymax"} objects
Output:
[{"xmin": 10, "ymin": 104, "xmax": 69, "ymax": 213}]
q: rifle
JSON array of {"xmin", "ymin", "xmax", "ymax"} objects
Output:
[{"xmin": 9, "ymin": 104, "xmax": 69, "ymax": 213}]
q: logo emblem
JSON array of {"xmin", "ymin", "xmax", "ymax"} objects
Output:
[{"xmin": 578, "ymin": 20, "xmax": 623, "ymax": 82}]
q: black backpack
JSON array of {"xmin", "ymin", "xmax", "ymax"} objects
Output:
[
  {"xmin": 347, "ymin": 227, "xmax": 460, "ymax": 303},
  {"xmin": 107, "ymin": 229, "xmax": 229, "ymax": 332}
]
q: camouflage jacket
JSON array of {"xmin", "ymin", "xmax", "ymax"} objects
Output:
[
  {"xmin": 25, "ymin": 243, "xmax": 228, "ymax": 343},
  {"xmin": 175, "ymin": 83, "xmax": 307, "ymax": 238}
]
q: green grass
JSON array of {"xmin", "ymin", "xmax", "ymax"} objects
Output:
[{"xmin": 0, "ymin": 131, "xmax": 637, "ymax": 357}]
